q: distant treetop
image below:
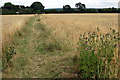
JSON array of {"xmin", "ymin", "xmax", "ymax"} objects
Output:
[
  {"xmin": 75, "ymin": 2, "xmax": 86, "ymax": 10},
  {"xmin": 30, "ymin": 1, "xmax": 45, "ymax": 13}
]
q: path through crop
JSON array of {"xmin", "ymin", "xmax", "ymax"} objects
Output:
[{"xmin": 3, "ymin": 16, "xmax": 75, "ymax": 78}]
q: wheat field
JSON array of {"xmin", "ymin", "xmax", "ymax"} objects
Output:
[
  {"xmin": 2, "ymin": 15, "xmax": 34, "ymax": 45},
  {"xmin": 40, "ymin": 13, "xmax": 118, "ymax": 49},
  {"xmin": 1, "ymin": 14, "xmax": 119, "ymax": 78}
]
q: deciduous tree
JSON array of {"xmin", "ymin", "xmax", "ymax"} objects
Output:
[
  {"xmin": 75, "ymin": 2, "xmax": 86, "ymax": 11},
  {"xmin": 30, "ymin": 1, "xmax": 44, "ymax": 13}
]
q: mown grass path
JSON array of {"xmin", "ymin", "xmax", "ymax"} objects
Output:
[{"xmin": 3, "ymin": 16, "xmax": 75, "ymax": 78}]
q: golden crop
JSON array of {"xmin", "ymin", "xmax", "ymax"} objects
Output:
[
  {"xmin": 2, "ymin": 15, "xmax": 34, "ymax": 45},
  {"xmin": 40, "ymin": 13, "xmax": 118, "ymax": 49}
]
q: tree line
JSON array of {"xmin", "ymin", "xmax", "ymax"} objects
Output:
[
  {"xmin": 1, "ymin": 2, "xmax": 44, "ymax": 14},
  {"xmin": 0, "ymin": 1, "xmax": 120, "ymax": 15}
]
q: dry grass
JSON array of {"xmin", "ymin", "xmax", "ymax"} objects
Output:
[
  {"xmin": 1, "ymin": 15, "xmax": 34, "ymax": 72},
  {"xmin": 2, "ymin": 14, "xmax": 118, "ymax": 78},
  {"xmin": 40, "ymin": 13, "xmax": 118, "ymax": 49},
  {"xmin": 2, "ymin": 15, "xmax": 34, "ymax": 45},
  {"xmin": 40, "ymin": 14, "xmax": 119, "ymax": 78}
]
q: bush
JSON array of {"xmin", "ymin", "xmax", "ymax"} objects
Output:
[{"xmin": 77, "ymin": 28, "xmax": 119, "ymax": 78}]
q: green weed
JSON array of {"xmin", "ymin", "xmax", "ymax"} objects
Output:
[{"xmin": 77, "ymin": 28, "xmax": 119, "ymax": 78}]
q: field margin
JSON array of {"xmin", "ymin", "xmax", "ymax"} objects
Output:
[
  {"xmin": 2, "ymin": 15, "xmax": 35, "ymax": 78},
  {"xmin": 118, "ymin": 1, "xmax": 120, "ymax": 79},
  {"xmin": 0, "ymin": 8, "xmax": 2, "ymax": 79}
]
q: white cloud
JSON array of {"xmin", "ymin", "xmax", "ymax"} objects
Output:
[{"xmin": 0, "ymin": 0, "xmax": 119, "ymax": 8}]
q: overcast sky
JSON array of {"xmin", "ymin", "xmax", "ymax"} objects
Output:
[{"xmin": 0, "ymin": 0, "xmax": 120, "ymax": 8}]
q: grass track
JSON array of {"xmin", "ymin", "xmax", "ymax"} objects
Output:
[{"xmin": 3, "ymin": 15, "xmax": 75, "ymax": 78}]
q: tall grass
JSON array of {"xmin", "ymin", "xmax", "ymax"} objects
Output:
[
  {"xmin": 77, "ymin": 28, "xmax": 119, "ymax": 78},
  {"xmin": 2, "ymin": 14, "xmax": 119, "ymax": 78},
  {"xmin": 2, "ymin": 15, "xmax": 33, "ymax": 45},
  {"xmin": 33, "ymin": 18, "xmax": 68, "ymax": 53},
  {"xmin": 2, "ymin": 15, "xmax": 33, "ymax": 69},
  {"xmin": 2, "ymin": 16, "xmax": 74, "ymax": 78},
  {"xmin": 0, "ymin": 15, "xmax": 2, "ymax": 78},
  {"xmin": 40, "ymin": 14, "xmax": 118, "ymax": 49},
  {"xmin": 40, "ymin": 14, "xmax": 118, "ymax": 78}
]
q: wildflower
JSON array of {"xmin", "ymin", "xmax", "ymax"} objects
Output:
[
  {"xmin": 89, "ymin": 46, "xmax": 92, "ymax": 50},
  {"xmin": 85, "ymin": 41, "xmax": 88, "ymax": 44},
  {"xmin": 86, "ymin": 46, "xmax": 92, "ymax": 50},
  {"xmin": 114, "ymin": 44, "xmax": 118, "ymax": 47}
]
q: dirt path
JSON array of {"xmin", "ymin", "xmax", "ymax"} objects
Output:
[{"xmin": 3, "ymin": 16, "xmax": 75, "ymax": 78}]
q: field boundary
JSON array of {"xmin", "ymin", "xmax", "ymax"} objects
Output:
[
  {"xmin": 2, "ymin": 16, "xmax": 35, "ymax": 74},
  {"xmin": 0, "ymin": 10, "xmax": 2, "ymax": 79}
]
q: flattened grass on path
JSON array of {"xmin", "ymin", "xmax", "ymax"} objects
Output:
[{"xmin": 3, "ymin": 16, "xmax": 74, "ymax": 78}]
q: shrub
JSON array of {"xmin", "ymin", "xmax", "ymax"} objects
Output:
[{"xmin": 77, "ymin": 28, "xmax": 119, "ymax": 78}]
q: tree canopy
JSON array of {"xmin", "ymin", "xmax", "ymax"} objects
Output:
[
  {"xmin": 4, "ymin": 2, "xmax": 15, "ymax": 10},
  {"xmin": 75, "ymin": 2, "xmax": 86, "ymax": 11},
  {"xmin": 30, "ymin": 2, "xmax": 44, "ymax": 13},
  {"xmin": 63, "ymin": 5, "xmax": 72, "ymax": 12}
]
